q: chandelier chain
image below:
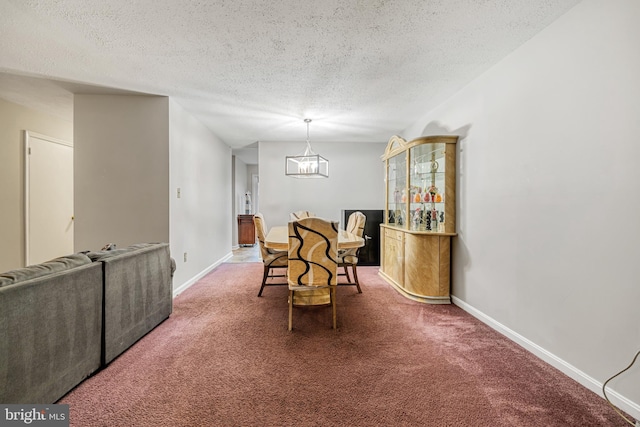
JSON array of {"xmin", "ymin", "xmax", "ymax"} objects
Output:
[{"xmin": 305, "ymin": 118, "xmax": 312, "ymax": 143}]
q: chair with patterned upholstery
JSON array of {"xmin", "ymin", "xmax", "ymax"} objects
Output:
[
  {"xmin": 287, "ymin": 217, "xmax": 339, "ymax": 331},
  {"xmin": 254, "ymin": 213, "xmax": 288, "ymax": 297},
  {"xmin": 289, "ymin": 210, "xmax": 315, "ymax": 221},
  {"xmin": 338, "ymin": 211, "xmax": 366, "ymax": 293}
]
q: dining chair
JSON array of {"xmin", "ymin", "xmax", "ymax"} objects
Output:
[
  {"xmin": 289, "ymin": 210, "xmax": 315, "ymax": 221},
  {"xmin": 338, "ymin": 211, "xmax": 366, "ymax": 293},
  {"xmin": 287, "ymin": 217, "xmax": 339, "ymax": 331},
  {"xmin": 254, "ymin": 213, "xmax": 288, "ymax": 297}
]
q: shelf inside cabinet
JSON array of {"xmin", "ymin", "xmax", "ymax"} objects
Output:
[
  {"xmin": 410, "ymin": 202, "xmax": 444, "ymax": 206},
  {"xmin": 411, "ymin": 171, "xmax": 445, "ymax": 178}
]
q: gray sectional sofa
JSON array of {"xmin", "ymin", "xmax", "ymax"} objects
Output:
[{"xmin": 0, "ymin": 243, "xmax": 174, "ymax": 404}]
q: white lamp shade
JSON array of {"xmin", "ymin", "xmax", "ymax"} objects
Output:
[{"xmin": 285, "ymin": 153, "xmax": 329, "ymax": 178}]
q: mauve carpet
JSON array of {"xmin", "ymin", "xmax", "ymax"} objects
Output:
[{"xmin": 60, "ymin": 263, "xmax": 627, "ymax": 426}]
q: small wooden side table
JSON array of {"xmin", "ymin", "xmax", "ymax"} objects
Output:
[{"xmin": 237, "ymin": 214, "xmax": 256, "ymax": 246}]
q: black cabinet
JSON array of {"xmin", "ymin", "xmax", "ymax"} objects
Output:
[{"xmin": 342, "ymin": 209, "xmax": 383, "ymax": 266}]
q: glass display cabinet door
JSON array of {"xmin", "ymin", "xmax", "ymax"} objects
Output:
[
  {"xmin": 386, "ymin": 150, "xmax": 407, "ymax": 228},
  {"xmin": 409, "ymin": 143, "xmax": 446, "ymax": 232}
]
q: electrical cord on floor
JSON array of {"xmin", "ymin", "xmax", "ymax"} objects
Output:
[{"xmin": 602, "ymin": 349, "xmax": 640, "ymax": 426}]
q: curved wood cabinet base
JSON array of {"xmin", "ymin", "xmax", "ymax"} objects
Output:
[{"xmin": 379, "ymin": 270, "xmax": 451, "ymax": 304}]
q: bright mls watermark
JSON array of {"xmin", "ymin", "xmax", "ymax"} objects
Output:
[{"xmin": 0, "ymin": 405, "xmax": 68, "ymax": 427}]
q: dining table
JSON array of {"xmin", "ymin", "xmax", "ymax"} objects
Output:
[
  {"xmin": 264, "ymin": 225, "xmax": 365, "ymax": 306},
  {"xmin": 264, "ymin": 225, "xmax": 365, "ymax": 251}
]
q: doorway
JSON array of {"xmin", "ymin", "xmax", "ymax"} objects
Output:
[{"xmin": 24, "ymin": 131, "xmax": 74, "ymax": 265}]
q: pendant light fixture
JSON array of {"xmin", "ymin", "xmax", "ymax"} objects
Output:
[{"xmin": 285, "ymin": 119, "xmax": 329, "ymax": 178}]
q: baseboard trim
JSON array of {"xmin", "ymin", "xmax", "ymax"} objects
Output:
[
  {"xmin": 172, "ymin": 251, "xmax": 233, "ymax": 298},
  {"xmin": 451, "ymin": 295, "xmax": 640, "ymax": 420}
]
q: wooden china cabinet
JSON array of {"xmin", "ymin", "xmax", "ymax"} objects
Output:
[{"xmin": 379, "ymin": 135, "xmax": 458, "ymax": 304}]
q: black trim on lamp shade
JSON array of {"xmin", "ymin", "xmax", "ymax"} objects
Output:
[{"xmin": 285, "ymin": 152, "xmax": 329, "ymax": 178}]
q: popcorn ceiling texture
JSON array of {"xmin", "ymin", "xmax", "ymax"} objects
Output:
[{"xmin": 0, "ymin": 0, "xmax": 580, "ymax": 147}]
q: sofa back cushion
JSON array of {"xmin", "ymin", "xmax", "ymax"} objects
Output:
[
  {"xmin": 0, "ymin": 253, "xmax": 92, "ymax": 287},
  {"xmin": 86, "ymin": 243, "xmax": 158, "ymax": 262}
]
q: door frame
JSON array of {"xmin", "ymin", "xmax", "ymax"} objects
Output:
[{"xmin": 24, "ymin": 130, "xmax": 73, "ymax": 266}]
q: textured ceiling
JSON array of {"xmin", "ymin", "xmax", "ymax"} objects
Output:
[{"xmin": 0, "ymin": 0, "xmax": 580, "ymax": 150}]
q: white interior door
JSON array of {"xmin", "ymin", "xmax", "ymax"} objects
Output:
[{"xmin": 25, "ymin": 131, "xmax": 74, "ymax": 266}]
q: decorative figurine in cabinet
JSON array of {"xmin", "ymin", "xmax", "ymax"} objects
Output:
[{"xmin": 379, "ymin": 135, "xmax": 458, "ymax": 304}]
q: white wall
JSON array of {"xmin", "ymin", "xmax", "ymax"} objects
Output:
[
  {"xmin": 169, "ymin": 100, "xmax": 232, "ymax": 291},
  {"xmin": 258, "ymin": 141, "xmax": 386, "ymax": 228},
  {"xmin": 403, "ymin": 0, "xmax": 640, "ymax": 417},
  {"xmin": 74, "ymin": 95, "xmax": 170, "ymax": 252},
  {"xmin": 0, "ymin": 98, "xmax": 73, "ymax": 271}
]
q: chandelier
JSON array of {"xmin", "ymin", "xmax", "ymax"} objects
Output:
[{"xmin": 285, "ymin": 119, "xmax": 329, "ymax": 178}]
